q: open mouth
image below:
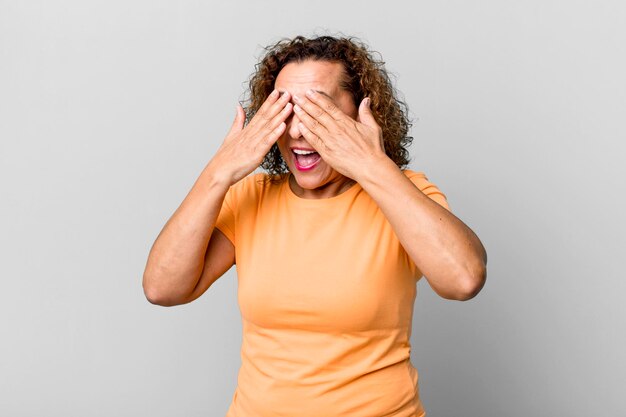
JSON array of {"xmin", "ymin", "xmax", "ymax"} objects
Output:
[{"xmin": 292, "ymin": 149, "xmax": 321, "ymax": 171}]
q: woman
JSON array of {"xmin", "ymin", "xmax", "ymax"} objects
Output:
[{"xmin": 143, "ymin": 35, "xmax": 487, "ymax": 417}]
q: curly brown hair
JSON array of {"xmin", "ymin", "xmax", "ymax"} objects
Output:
[{"xmin": 242, "ymin": 35, "xmax": 413, "ymax": 182}]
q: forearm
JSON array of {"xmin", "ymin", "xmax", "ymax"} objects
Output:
[
  {"xmin": 142, "ymin": 161, "xmax": 231, "ymax": 303},
  {"xmin": 357, "ymin": 157, "xmax": 487, "ymax": 300}
]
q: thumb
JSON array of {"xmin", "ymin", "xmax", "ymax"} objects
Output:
[
  {"xmin": 357, "ymin": 97, "xmax": 377, "ymax": 128},
  {"xmin": 228, "ymin": 104, "xmax": 246, "ymax": 134}
]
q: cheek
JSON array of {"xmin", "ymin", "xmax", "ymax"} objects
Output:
[{"xmin": 276, "ymin": 138, "xmax": 290, "ymax": 161}]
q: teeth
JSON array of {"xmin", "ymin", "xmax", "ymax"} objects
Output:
[{"xmin": 293, "ymin": 149, "xmax": 316, "ymax": 155}]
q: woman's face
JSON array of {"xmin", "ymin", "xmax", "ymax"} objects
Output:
[{"xmin": 274, "ymin": 60, "xmax": 358, "ymax": 198}]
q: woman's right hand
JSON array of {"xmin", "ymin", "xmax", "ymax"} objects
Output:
[{"xmin": 208, "ymin": 90, "xmax": 292, "ymax": 186}]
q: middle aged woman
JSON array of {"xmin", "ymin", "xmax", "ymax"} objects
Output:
[{"xmin": 143, "ymin": 35, "xmax": 487, "ymax": 417}]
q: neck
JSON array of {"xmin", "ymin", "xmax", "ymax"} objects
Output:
[{"xmin": 288, "ymin": 174, "xmax": 356, "ymax": 199}]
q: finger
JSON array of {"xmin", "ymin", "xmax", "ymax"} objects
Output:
[
  {"xmin": 250, "ymin": 90, "xmax": 290, "ymax": 127},
  {"xmin": 293, "ymin": 103, "xmax": 328, "ymax": 137},
  {"xmin": 228, "ymin": 104, "xmax": 246, "ymax": 134},
  {"xmin": 297, "ymin": 122, "xmax": 325, "ymax": 153},
  {"xmin": 248, "ymin": 89, "xmax": 280, "ymax": 127},
  {"xmin": 260, "ymin": 122, "xmax": 286, "ymax": 150},
  {"xmin": 293, "ymin": 92, "xmax": 340, "ymax": 130},
  {"xmin": 260, "ymin": 101, "xmax": 292, "ymax": 135},
  {"xmin": 357, "ymin": 97, "xmax": 378, "ymax": 128},
  {"xmin": 264, "ymin": 91, "xmax": 292, "ymax": 125},
  {"xmin": 304, "ymin": 89, "xmax": 347, "ymax": 122}
]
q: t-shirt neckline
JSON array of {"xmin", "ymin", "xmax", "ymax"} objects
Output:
[{"xmin": 284, "ymin": 174, "xmax": 361, "ymax": 204}]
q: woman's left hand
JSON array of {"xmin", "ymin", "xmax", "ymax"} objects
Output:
[{"xmin": 292, "ymin": 89, "xmax": 388, "ymax": 181}]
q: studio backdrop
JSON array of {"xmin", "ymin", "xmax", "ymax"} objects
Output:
[{"xmin": 1, "ymin": 1, "xmax": 624, "ymax": 416}]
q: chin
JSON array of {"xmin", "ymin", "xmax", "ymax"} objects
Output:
[
  {"xmin": 292, "ymin": 174, "xmax": 321, "ymax": 189},
  {"xmin": 290, "ymin": 168, "xmax": 331, "ymax": 189}
]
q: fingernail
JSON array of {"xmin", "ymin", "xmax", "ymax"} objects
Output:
[
  {"xmin": 364, "ymin": 97, "xmax": 371, "ymax": 106},
  {"xmin": 270, "ymin": 90, "xmax": 279, "ymax": 98},
  {"xmin": 306, "ymin": 89, "xmax": 315, "ymax": 97},
  {"xmin": 294, "ymin": 104, "xmax": 302, "ymax": 112},
  {"xmin": 293, "ymin": 95, "xmax": 301, "ymax": 103}
]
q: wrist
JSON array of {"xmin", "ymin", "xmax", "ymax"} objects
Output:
[
  {"xmin": 353, "ymin": 152, "xmax": 395, "ymax": 185},
  {"xmin": 201, "ymin": 161, "xmax": 235, "ymax": 190}
]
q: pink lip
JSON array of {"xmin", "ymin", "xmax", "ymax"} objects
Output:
[{"xmin": 292, "ymin": 149, "xmax": 321, "ymax": 171}]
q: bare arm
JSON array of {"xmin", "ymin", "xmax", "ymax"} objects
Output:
[
  {"xmin": 293, "ymin": 89, "xmax": 487, "ymax": 301},
  {"xmin": 142, "ymin": 91, "xmax": 293, "ymax": 306},
  {"xmin": 358, "ymin": 158, "xmax": 487, "ymax": 301},
  {"xmin": 142, "ymin": 164, "xmax": 233, "ymax": 306}
]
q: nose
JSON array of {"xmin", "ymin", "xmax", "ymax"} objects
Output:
[{"xmin": 286, "ymin": 104, "xmax": 303, "ymax": 139}]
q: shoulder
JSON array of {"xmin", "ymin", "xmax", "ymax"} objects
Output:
[
  {"xmin": 233, "ymin": 172, "xmax": 266, "ymax": 190},
  {"xmin": 401, "ymin": 169, "xmax": 432, "ymax": 188},
  {"xmin": 401, "ymin": 169, "xmax": 451, "ymax": 211},
  {"xmin": 402, "ymin": 169, "xmax": 426, "ymax": 179},
  {"xmin": 227, "ymin": 172, "xmax": 286, "ymax": 202},
  {"xmin": 236, "ymin": 172, "xmax": 287, "ymax": 191}
]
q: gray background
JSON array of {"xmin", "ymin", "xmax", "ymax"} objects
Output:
[{"xmin": 1, "ymin": 0, "xmax": 624, "ymax": 416}]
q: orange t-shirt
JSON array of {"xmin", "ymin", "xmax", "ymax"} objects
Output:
[{"xmin": 215, "ymin": 169, "xmax": 450, "ymax": 417}]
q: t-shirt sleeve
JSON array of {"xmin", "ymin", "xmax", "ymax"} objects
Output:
[
  {"xmin": 214, "ymin": 185, "xmax": 236, "ymax": 245},
  {"xmin": 405, "ymin": 170, "xmax": 451, "ymax": 212},
  {"xmin": 404, "ymin": 170, "xmax": 451, "ymax": 279}
]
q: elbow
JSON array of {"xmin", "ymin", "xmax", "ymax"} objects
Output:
[
  {"xmin": 439, "ymin": 264, "xmax": 487, "ymax": 301},
  {"xmin": 142, "ymin": 271, "xmax": 187, "ymax": 307},
  {"xmin": 143, "ymin": 284, "xmax": 185, "ymax": 307},
  {"xmin": 449, "ymin": 245, "xmax": 488, "ymax": 301},
  {"xmin": 143, "ymin": 283, "xmax": 166, "ymax": 306},
  {"xmin": 142, "ymin": 277, "xmax": 167, "ymax": 306},
  {"xmin": 143, "ymin": 267, "xmax": 165, "ymax": 305},
  {"xmin": 452, "ymin": 265, "xmax": 487, "ymax": 301}
]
